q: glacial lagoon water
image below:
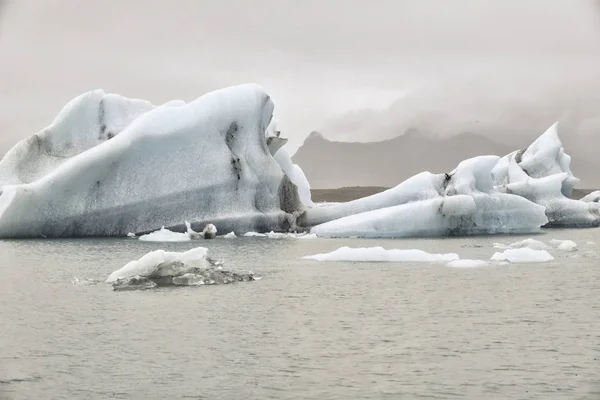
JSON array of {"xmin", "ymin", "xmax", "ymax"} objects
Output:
[{"xmin": 1, "ymin": 229, "xmax": 600, "ymax": 400}]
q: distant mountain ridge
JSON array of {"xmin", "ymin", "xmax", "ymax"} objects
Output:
[{"xmin": 292, "ymin": 130, "xmax": 599, "ymax": 189}]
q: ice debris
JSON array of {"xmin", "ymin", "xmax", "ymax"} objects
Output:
[
  {"xmin": 138, "ymin": 227, "xmax": 191, "ymax": 242},
  {"xmin": 106, "ymin": 247, "xmax": 256, "ymax": 291},
  {"xmin": 446, "ymin": 259, "xmax": 488, "ymax": 268},
  {"xmin": 490, "ymin": 248, "xmax": 554, "ymax": 263},
  {"xmin": 302, "ymin": 246, "xmax": 459, "ymax": 262}
]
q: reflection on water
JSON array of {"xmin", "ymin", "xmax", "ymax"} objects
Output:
[{"xmin": 1, "ymin": 229, "xmax": 600, "ymax": 399}]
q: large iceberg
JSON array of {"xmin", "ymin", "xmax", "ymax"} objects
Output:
[
  {"xmin": 309, "ymin": 156, "xmax": 548, "ymax": 238},
  {"xmin": 492, "ymin": 123, "xmax": 600, "ymax": 227},
  {"xmin": 0, "ymin": 84, "xmax": 306, "ymax": 237}
]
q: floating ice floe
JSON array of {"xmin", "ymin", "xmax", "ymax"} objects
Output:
[
  {"xmin": 242, "ymin": 231, "xmax": 267, "ymax": 237},
  {"xmin": 106, "ymin": 247, "xmax": 256, "ymax": 291},
  {"xmin": 446, "ymin": 259, "xmax": 488, "ymax": 268},
  {"xmin": 493, "ymin": 238, "xmax": 577, "ymax": 252},
  {"xmin": 490, "ymin": 248, "xmax": 554, "ymax": 263},
  {"xmin": 302, "ymin": 246, "xmax": 459, "ymax": 262},
  {"xmin": 221, "ymin": 231, "xmax": 237, "ymax": 239},
  {"xmin": 138, "ymin": 227, "xmax": 191, "ymax": 242}
]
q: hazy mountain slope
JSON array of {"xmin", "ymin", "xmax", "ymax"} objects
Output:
[{"xmin": 292, "ymin": 131, "xmax": 599, "ymax": 189}]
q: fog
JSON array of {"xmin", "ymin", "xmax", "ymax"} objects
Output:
[{"xmin": 1, "ymin": 0, "xmax": 599, "ymax": 156}]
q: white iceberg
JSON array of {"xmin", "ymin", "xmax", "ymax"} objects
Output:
[
  {"xmin": 302, "ymin": 246, "xmax": 459, "ymax": 262},
  {"xmin": 138, "ymin": 226, "xmax": 191, "ymax": 242},
  {"xmin": 492, "ymin": 123, "xmax": 600, "ymax": 227},
  {"xmin": 446, "ymin": 259, "xmax": 488, "ymax": 268},
  {"xmin": 106, "ymin": 247, "xmax": 255, "ymax": 290},
  {"xmin": 490, "ymin": 248, "xmax": 554, "ymax": 263},
  {"xmin": 0, "ymin": 84, "xmax": 305, "ymax": 238},
  {"xmin": 309, "ymin": 156, "xmax": 548, "ymax": 238},
  {"xmin": 221, "ymin": 231, "xmax": 237, "ymax": 239}
]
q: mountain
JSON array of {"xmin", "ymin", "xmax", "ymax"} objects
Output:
[{"xmin": 292, "ymin": 130, "xmax": 599, "ymax": 189}]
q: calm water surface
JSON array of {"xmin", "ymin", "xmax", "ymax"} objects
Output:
[{"xmin": 1, "ymin": 229, "xmax": 599, "ymax": 399}]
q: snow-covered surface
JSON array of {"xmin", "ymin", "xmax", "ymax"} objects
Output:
[
  {"xmin": 580, "ymin": 190, "xmax": 600, "ymax": 203},
  {"xmin": 0, "ymin": 84, "xmax": 304, "ymax": 238},
  {"xmin": 310, "ymin": 156, "xmax": 548, "ymax": 238},
  {"xmin": 106, "ymin": 247, "xmax": 211, "ymax": 282},
  {"xmin": 493, "ymin": 123, "xmax": 600, "ymax": 227},
  {"xmin": 494, "ymin": 238, "xmax": 577, "ymax": 252},
  {"xmin": 447, "ymin": 259, "xmax": 488, "ymax": 268},
  {"xmin": 490, "ymin": 248, "xmax": 554, "ymax": 263},
  {"xmin": 138, "ymin": 227, "xmax": 191, "ymax": 242},
  {"xmin": 302, "ymin": 246, "xmax": 459, "ymax": 262},
  {"xmin": 221, "ymin": 231, "xmax": 237, "ymax": 239}
]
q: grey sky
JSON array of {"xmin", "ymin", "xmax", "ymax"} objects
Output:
[{"xmin": 1, "ymin": 0, "xmax": 599, "ymax": 153}]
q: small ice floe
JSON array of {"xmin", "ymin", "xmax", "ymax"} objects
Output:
[
  {"xmin": 446, "ymin": 259, "xmax": 488, "ymax": 268},
  {"xmin": 221, "ymin": 231, "xmax": 237, "ymax": 239},
  {"xmin": 586, "ymin": 241, "xmax": 596, "ymax": 246},
  {"xmin": 494, "ymin": 238, "xmax": 578, "ymax": 252},
  {"xmin": 302, "ymin": 246, "xmax": 459, "ymax": 262},
  {"xmin": 243, "ymin": 232, "xmax": 267, "ymax": 237},
  {"xmin": 490, "ymin": 248, "xmax": 554, "ymax": 263},
  {"xmin": 127, "ymin": 232, "xmax": 137, "ymax": 238},
  {"xmin": 185, "ymin": 221, "xmax": 203, "ymax": 239},
  {"xmin": 244, "ymin": 231, "xmax": 317, "ymax": 239},
  {"xmin": 548, "ymin": 239, "xmax": 577, "ymax": 252},
  {"xmin": 138, "ymin": 226, "xmax": 191, "ymax": 242},
  {"xmin": 106, "ymin": 247, "xmax": 256, "ymax": 291}
]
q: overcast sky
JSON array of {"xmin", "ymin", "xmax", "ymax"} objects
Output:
[{"xmin": 1, "ymin": 0, "xmax": 599, "ymax": 153}]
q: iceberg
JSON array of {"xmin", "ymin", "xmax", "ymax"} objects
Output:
[
  {"xmin": 302, "ymin": 246, "xmax": 459, "ymax": 262},
  {"xmin": 221, "ymin": 231, "xmax": 237, "ymax": 239},
  {"xmin": 0, "ymin": 84, "xmax": 305, "ymax": 238},
  {"xmin": 490, "ymin": 248, "xmax": 554, "ymax": 263},
  {"xmin": 138, "ymin": 226, "xmax": 192, "ymax": 242},
  {"xmin": 106, "ymin": 247, "xmax": 255, "ymax": 290},
  {"xmin": 309, "ymin": 156, "xmax": 548, "ymax": 238},
  {"xmin": 492, "ymin": 123, "xmax": 600, "ymax": 227}
]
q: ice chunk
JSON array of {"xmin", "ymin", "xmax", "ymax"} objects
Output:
[
  {"xmin": 138, "ymin": 227, "xmax": 191, "ymax": 242},
  {"xmin": 494, "ymin": 238, "xmax": 577, "ymax": 252},
  {"xmin": 126, "ymin": 232, "xmax": 136, "ymax": 238},
  {"xmin": 548, "ymin": 239, "xmax": 578, "ymax": 252},
  {"xmin": 106, "ymin": 247, "xmax": 255, "ymax": 290},
  {"xmin": 447, "ymin": 259, "xmax": 488, "ymax": 268},
  {"xmin": 310, "ymin": 156, "xmax": 548, "ymax": 238},
  {"xmin": 221, "ymin": 231, "xmax": 237, "ymax": 239},
  {"xmin": 243, "ymin": 231, "xmax": 267, "ymax": 237},
  {"xmin": 493, "ymin": 123, "xmax": 600, "ymax": 227},
  {"xmin": 302, "ymin": 246, "xmax": 459, "ymax": 262},
  {"xmin": 493, "ymin": 238, "xmax": 551, "ymax": 250},
  {"xmin": 580, "ymin": 190, "xmax": 600, "ymax": 203},
  {"xmin": 586, "ymin": 241, "xmax": 596, "ymax": 245},
  {"xmin": 106, "ymin": 247, "xmax": 211, "ymax": 282},
  {"xmin": 490, "ymin": 248, "xmax": 554, "ymax": 263},
  {"xmin": 0, "ymin": 84, "xmax": 304, "ymax": 238},
  {"xmin": 202, "ymin": 224, "xmax": 217, "ymax": 239},
  {"xmin": 297, "ymin": 233, "xmax": 318, "ymax": 239}
]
